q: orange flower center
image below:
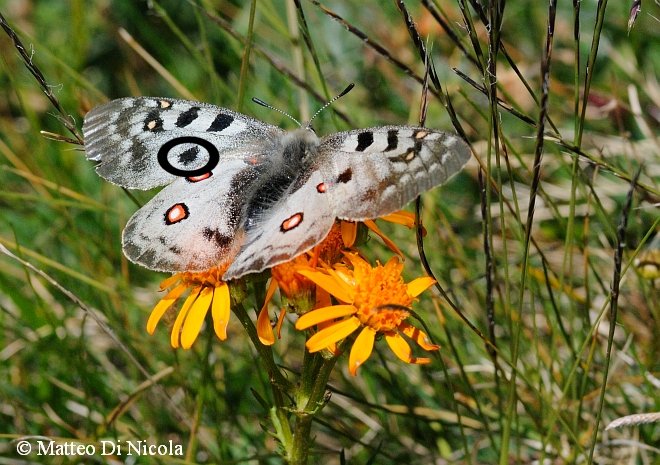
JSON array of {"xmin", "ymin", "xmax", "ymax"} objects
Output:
[
  {"xmin": 315, "ymin": 222, "xmax": 345, "ymax": 263},
  {"xmin": 352, "ymin": 261, "xmax": 412, "ymax": 332},
  {"xmin": 169, "ymin": 265, "xmax": 229, "ymax": 290}
]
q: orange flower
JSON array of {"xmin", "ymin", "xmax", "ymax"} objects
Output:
[
  {"xmin": 294, "ymin": 253, "xmax": 439, "ymax": 375},
  {"xmin": 258, "ymin": 214, "xmax": 422, "ymax": 347},
  {"xmin": 147, "ymin": 266, "xmax": 231, "ymax": 349},
  {"xmin": 257, "ymin": 222, "xmax": 346, "ymax": 345}
]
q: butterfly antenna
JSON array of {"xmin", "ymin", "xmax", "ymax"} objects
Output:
[
  {"xmin": 252, "ymin": 97, "xmax": 302, "ymax": 127},
  {"xmin": 306, "ymin": 83, "xmax": 355, "ymax": 128}
]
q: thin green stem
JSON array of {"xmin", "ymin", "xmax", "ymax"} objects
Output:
[
  {"xmin": 237, "ymin": 0, "xmax": 257, "ymax": 112},
  {"xmin": 290, "ymin": 355, "xmax": 338, "ymax": 465},
  {"xmin": 231, "ymin": 300, "xmax": 291, "ymax": 390}
]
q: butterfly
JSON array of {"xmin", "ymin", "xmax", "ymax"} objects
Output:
[{"xmin": 83, "ymin": 95, "xmax": 470, "ymax": 280}]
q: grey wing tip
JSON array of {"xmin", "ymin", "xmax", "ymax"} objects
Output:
[
  {"xmin": 442, "ymin": 132, "xmax": 472, "ymax": 171},
  {"xmin": 82, "ymin": 98, "xmax": 136, "ymax": 161}
]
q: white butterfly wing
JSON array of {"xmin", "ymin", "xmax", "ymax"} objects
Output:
[
  {"xmin": 84, "ymin": 96, "xmax": 470, "ymax": 280},
  {"xmin": 224, "ymin": 127, "xmax": 469, "ymax": 280},
  {"xmin": 319, "ymin": 126, "xmax": 470, "ymax": 220},
  {"xmin": 121, "ymin": 163, "xmax": 258, "ymax": 272},
  {"xmin": 83, "ymin": 97, "xmax": 282, "ymax": 190},
  {"xmin": 223, "ymin": 170, "xmax": 335, "ymax": 280}
]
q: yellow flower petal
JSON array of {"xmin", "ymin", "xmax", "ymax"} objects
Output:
[
  {"xmin": 349, "ymin": 327, "xmax": 376, "ymax": 376},
  {"xmin": 159, "ymin": 273, "xmax": 182, "ymax": 291},
  {"xmin": 297, "ymin": 268, "xmax": 355, "ymax": 303},
  {"xmin": 171, "ymin": 286, "xmax": 202, "ymax": 348},
  {"xmin": 211, "ymin": 283, "xmax": 230, "ymax": 341},
  {"xmin": 363, "ymin": 219, "xmax": 404, "ymax": 257},
  {"xmin": 264, "ymin": 277, "xmax": 279, "ymax": 306},
  {"xmin": 180, "ymin": 286, "xmax": 214, "ymax": 349},
  {"xmin": 340, "ymin": 221, "xmax": 357, "ymax": 247},
  {"xmin": 147, "ymin": 282, "xmax": 188, "ymax": 334},
  {"xmin": 385, "ymin": 332, "xmax": 432, "ymax": 364},
  {"xmin": 332, "ymin": 266, "xmax": 357, "ymax": 289},
  {"xmin": 343, "ymin": 251, "xmax": 369, "ymax": 270},
  {"xmin": 406, "ymin": 276, "xmax": 436, "ymax": 297},
  {"xmin": 399, "ymin": 322, "xmax": 439, "ymax": 351},
  {"xmin": 380, "ymin": 210, "xmax": 416, "ymax": 228},
  {"xmin": 305, "ymin": 316, "xmax": 361, "ymax": 353},
  {"xmin": 275, "ymin": 307, "xmax": 286, "ymax": 339},
  {"xmin": 256, "ymin": 279, "xmax": 279, "ymax": 345},
  {"xmin": 317, "ymin": 321, "xmax": 340, "ymax": 355},
  {"xmin": 295, "ymin": 305, "xmax": 357, "ymax": 330},
  {"xmin": 257, "ymin": 305, "xmax": 275, "ymax": 346},
  {"xmin": 385, "ymin": 332, "xmax": 413, "ymax": 363}
]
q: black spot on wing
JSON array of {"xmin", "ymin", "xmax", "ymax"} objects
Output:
[
  {"xmin": 178, "ymin": 146, "xmax": 200, "ymax": 165},
  {"xmin": 208, "ymin": 113, "xmax": 234, "ymax": 132},
  {"xmin": 130, "ymin": 139, "xmax": 148, "ymax": 162},
  {"xmin": 137, "ymin": 248, "xmax": 157, "ymax": 267},
  {"xmin": 355, "ymin": 131, "xmax": 374, "ymax": 152},
  {"xmin": 115, "ymin": 109, "xmax": 135, "ymax": 139},
  {"xmin": 202, "ymin": 227, "xmax": 233, "ymax": 249},
  {"xmin": 337, "ymin": 168, "xmax": 352, "ymax": 183},
  {"xmin": 175, "ymin": 107, "xmax": 200, "ymax": 128},
  {"xmin": 414, "ymin": 139, "xmax": 423, "ymax": 155},
  {"xmin": 143, "ymin": 110, "xmax": 164, "ymax": 132},
  {"xmin": 388, "ymin": 138, "xmax": 424, "ymax": 163},
  {"xmin": 385, "ymin": 129, "xmax": 398, "ymax": 151},
  {"xmin": 413, "ymin": 129, "xmax": 429, "ymax": 139}
]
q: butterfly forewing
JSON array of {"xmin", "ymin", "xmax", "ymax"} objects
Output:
[
  {"xmin": 318, "ymin": 126, "xmax": 471, "ymax": 220},
  {"xmin": 83, "ymin": 97, "xmax": 282, "ymax": 190}
]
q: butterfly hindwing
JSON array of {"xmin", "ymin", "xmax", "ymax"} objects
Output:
[
  {"xmin": 224, "ymin": 170, "xmax": 335, "ymax": 279},
  {"xmin": 318, "ymin": 126, "xmax": 471, "ymax": 220},
  {"xmin": 121, "ymin": 163, "xmax": 253, "ymax": 272},
  {"xmin": 83, "ymin": 97, "xmax": 282, "ymax": 190}
]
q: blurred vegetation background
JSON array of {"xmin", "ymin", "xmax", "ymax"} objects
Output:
[{"xmin": 0, "ymin": 0, "xmax": 658, "ymax": 464}]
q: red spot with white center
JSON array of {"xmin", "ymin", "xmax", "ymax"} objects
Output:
[
  {"xmin": 165, "ymin": 203, "xmax": 189, "ymax": 225},
  {"xmin": 316, "ymin": 182, "xmax": 327, "ymax": 193},
  {"xmin": 281, "ymin": 212, "xmax": 303, "ymax": 232}
]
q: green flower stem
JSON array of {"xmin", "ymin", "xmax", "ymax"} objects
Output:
[
  {"xmin": 231, "ymin": 302, "xmax": 291, "ymax": 390},
  {"xmin": 289, "ymin": 353, "xmax": 339, "ymax": 465},
  {"xmin": 231, "ymin": 301, "xmax": 298, "ymax": 459},
  {"xmin": 231, "ymin": 285, "xmax": 339, "ymax": 464},
  {"xmin": 298, "ymin": 346, "xmax": 323, "ymax": 395}
]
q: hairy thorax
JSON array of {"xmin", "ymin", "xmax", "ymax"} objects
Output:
[{"xmin": 279, "ymin": 128, "xmax": 320, "ymax": 167}]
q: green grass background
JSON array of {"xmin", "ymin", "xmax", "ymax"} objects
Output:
[{"xmin": 0, "ymin": 0, "xmax": 658, "ymax": 464}]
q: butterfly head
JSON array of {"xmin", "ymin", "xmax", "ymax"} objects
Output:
[{"xmin": 281, "ymin": 128, "xmax": 320, "ymax": 164}]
